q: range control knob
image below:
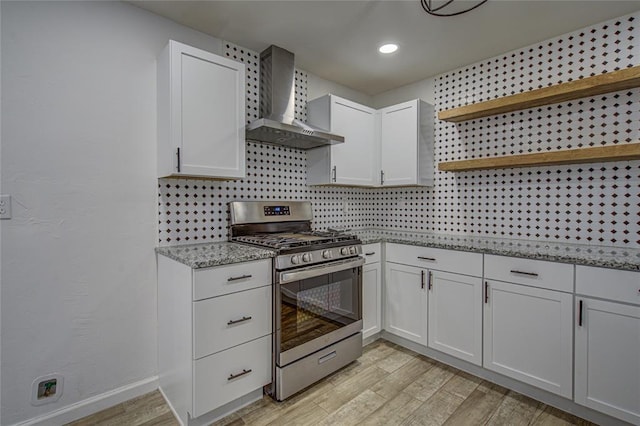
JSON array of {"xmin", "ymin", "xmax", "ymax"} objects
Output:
[
  {"xmin": 349, "ymin": 246, "xmax": 357, "ymax": 255},
  {"xmin": 340, "ymin": 247, "xmax": 349, "ymax": 256},
  {"xmin": 322, "ymin": 250, "xmax": 331, "ymax": 259},
  {"xmin": 302, "ymin": 253, "xmax": 312, "ymax": 263},
  {"xmin": 290, "ymin": 255, "xmax": 300, "ymax": 265}
]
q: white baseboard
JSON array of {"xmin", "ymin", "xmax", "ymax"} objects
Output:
[
  {"xmin": 158, "ymin": 387, "xmax": 184, "ymax": 426},
  {"xmin": 11, "ymin": 376, "xmax": 159, "ymax": 426}
]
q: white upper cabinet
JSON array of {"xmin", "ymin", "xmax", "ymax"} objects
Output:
[
  {"xmin": 158, "ymin": 40, "xmax": 246, "ymax": 179},
  {"xmin": 380, "ymin": 100, "xmax": 434, "ymax": 187},
  {"xmin": 307, "ymin": 95, "xmax": 378, "ymax": 186},
  {"xmin": 307, "ymin": 96, "xmax": 433, "ymax": 187}
]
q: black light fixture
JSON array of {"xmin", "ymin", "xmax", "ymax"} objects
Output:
[{"xmin": 420, "ymin": 0, "xmax": 489, "ymax": 17}]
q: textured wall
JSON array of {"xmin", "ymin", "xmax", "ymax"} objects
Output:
[
  {"xmin": 434, "ymin": 13, "xmax": 639, "ymax": 245},
  {"xmin": 159, "ymin": 13, "xmax": 640, "ymax": 248},
  {"xmin": 0, "ymin": 2, "xmax": 223, "ymax": 424}
]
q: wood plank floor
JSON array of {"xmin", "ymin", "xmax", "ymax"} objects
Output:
[{"xmin": 68, "ymin": 340, "xmax": 597, "ymax": 426}]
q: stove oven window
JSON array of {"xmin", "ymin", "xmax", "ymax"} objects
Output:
[{"xmin": 279, "ymin": 268, "xmax": 361, "ymax": 353}]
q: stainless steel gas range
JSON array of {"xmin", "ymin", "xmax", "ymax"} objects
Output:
[{"xmin": 229, "ymin": 201, "xmax": 364, "ymax": 401}]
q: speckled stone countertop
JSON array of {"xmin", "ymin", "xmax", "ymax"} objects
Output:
[
  {"xmin": 156, "ymin": 242, "xmax": 276, "ymax": 269},
  {"xmin": 156, "ymin": 231, "xmax": 640, "ymax": 271},
  {"xmin": 353, "ymin": 229, "xmax": 640, "ymax": 272}
]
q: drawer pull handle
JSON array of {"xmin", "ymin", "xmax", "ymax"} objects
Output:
[
  {"xmin": 228, "ymin": 274, "xmax": 252, "ymax": 282},
  {"xmin": 227, "ymin": 316, "xmax": 252, "ymax": 326},
  {"xmin": 417, "ymin": 256, "xmax": 436, "ymax": 262},
  {"xmin": 227, "ymin": 369, "xmax": 252, "ymax": 381},
  {"xmin": 510, "ymin": 270, "xmax": 538, "ymax": 277},
  {"xmin": 365, "ymin": 252, "xmax": 376, "ymax": 256},
  {"xmin": 318, "ymin": 351, "xmax": 337, "ymax": 364}
]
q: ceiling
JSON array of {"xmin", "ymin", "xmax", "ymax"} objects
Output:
[{"xmin": 131, "ymin": 1, "xmax": 640, "ymax": 95}]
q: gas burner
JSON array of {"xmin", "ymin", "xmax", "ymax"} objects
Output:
[{"xmin": 233, "ymin": 230, "xmax": 358, "ymax": 251}]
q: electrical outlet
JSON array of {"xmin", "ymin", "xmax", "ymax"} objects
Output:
[
  {"xmin": 0, "ymin": 195, "xmax": 12, "ymax": 219},
  {"xmin": 31, "ymin": 374, "xmax": 63, "ymax": 405},
  {"xmin": 342, "ymin": 198, "xmax": 349, "ymax": 214}
]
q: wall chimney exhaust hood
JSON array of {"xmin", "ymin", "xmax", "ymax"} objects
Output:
[{"xmin": 246, "ymin": 45, "xmax": 345, "ymax": 150}]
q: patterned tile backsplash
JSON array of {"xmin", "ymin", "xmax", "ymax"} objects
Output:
[{"xmin": 158, "ymin": 13, "xmax": 639, "ymax": 248}]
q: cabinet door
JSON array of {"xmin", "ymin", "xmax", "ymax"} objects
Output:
[
  {"xmin": 380, "ymin": 101, "xmax": 418, "ymax": 186},
  {"xmin": 363, "ymin": 262, "xmax": 382, "ymax": 340},
  {"xmin": 484, "ymin": 280, "xmax": 573, "ymax": 398},
  {"xmin": 575, "ymin": 298, "xmax": 640, "ymax": 424},
  {"xmin": 331, "ymin": 98, "xmax": 378, "ymax": 186},
  {"xmin": 385, "ymin": 262, "xmax": 427, "ymax": 345},
  {"xmin": 428, "ymin": 271, "xmax": 482, "ymax": 365},
  {"xmin": 165, "ymin": 41, "xmax": 245, "ymax": 178}
]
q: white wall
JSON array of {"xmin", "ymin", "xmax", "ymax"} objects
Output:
[
  {"xmin": 0, "ymin": 2, "xmax": 223, "ymax": 424},
  {"xmin": 0, "ymin": 0, "xmax": 3, "ymax": 418},
  {"xmin": 373, "ymin": 77, "xmax": 435, "ymax": 109},
  {"xmin": 307, "ymin": 71, "xmax": 374, "ymax": 106}
]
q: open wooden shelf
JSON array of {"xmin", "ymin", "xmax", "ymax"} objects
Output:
[
  {"xmin": 438, "ymin": 65, "xmax": 640, "ymax": 122},
  {"xmin": 438, "ymin": 142, "xmax": 640, "ymax": 172}
]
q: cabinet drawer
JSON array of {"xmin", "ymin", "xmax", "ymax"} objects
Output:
[
  {"xmin": 192, "ymin": 335, "xmax": 271, "ymax": 417},
  {"xmin": 193, "ymin": 285, "xmax": 272, "ymax": 359},
  {"xmin": 385, "ymin": 243, "xmax": 482, "ymax": 276},
  {"xmin": 484, "ymin": 255, "xmax": 573, "ymax": 293},
  {"xmin": 362, "ymin": 243, "xmax": 381, "ymax": 264},
  {"xmin": 576, "ymin": 266, "xmax": 640, "ymax": 305},
  {"xmin": 193, "ymin": 259, "xmax": 271, "ymax": 301}
]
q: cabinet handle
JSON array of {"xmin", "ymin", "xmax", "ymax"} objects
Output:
[
  {"xmin": 365, "ymin": 252, "xmax": 376, "ymax": 256},
  {"xmin": 484, "ymin": 281, "xmax": 489, "ymax": 304},
  {"xmin": 227, "ymin": 368, "xmax": 252, "ymax": 381},
  {"xmin": 578, "ymin": 300, "xmax": 583, "ymax": 327},
  {"xmin": 510, "ymin": 269, "xmax": 538, "ymax": 277},
  {"xmin": 332, "ymin": 166, "xmax": 337, "ymax": 182},
  {"xmin": 318, "ymin": 351, "xmax": 337, "ymax": 364},
  {"xmin": 227, "ymin": 316, "xmax": 252, "ymax": 326},
  {"xmin": 428, "ymin": 271, "xmax": 433, "ymax": 290},
  {"xmin": 380, "ymin": 170, "xmax": 385, "ymax": 185},
  {"xmin": 227, "ymin": 274, "xmax": 252, "ymax": 282},
  {"xmin": 176, "ymin": 147, "xmax": 181, "ymax": 173},
  {"xmin": 417, "ymin": 256, "xmax": 436, "ymax": 262},
  {"xmin": 421, "ymin": 270, "xmax": 425, "ymax": 289}
]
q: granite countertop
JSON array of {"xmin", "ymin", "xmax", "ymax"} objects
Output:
[
  {"xmin": 156, "ymin": 230, "xmax": 640, "ymax": 272},
  {"xmin": 353, "ymin": 228, "xmax": 640, "ymax": 272},
  {"xmin": 156, "ymin": 241, "xmax": 276, "ymax": 269}
]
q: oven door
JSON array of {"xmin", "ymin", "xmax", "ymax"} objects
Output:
[{"xmin": 276, "ymin": 256, "xmax": 364, "ymax": 367}]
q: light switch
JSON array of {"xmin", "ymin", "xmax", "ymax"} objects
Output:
[{"xmin": 0, "ymin": 195, "xmax": 12, "ymax": 219}]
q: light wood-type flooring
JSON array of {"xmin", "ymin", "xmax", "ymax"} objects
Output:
[{"xmin": 68, "ymin": 340, "xmax": 597, "ymax": 426}]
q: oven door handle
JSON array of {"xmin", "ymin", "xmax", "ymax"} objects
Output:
[{"xmin": 278, "ymin": 257, "xmax": 365, "ymax": 284}]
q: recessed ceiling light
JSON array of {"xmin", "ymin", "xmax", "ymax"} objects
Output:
[{"xmin": 378, "ymin": 43, "xmax": 398, "ymax": 54}]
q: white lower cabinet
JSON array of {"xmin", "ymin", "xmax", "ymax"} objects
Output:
[
  {"xmin": 384, "ymin": 262, "xmax": 427, "ymax": 345},
  {"xmin": 362, "ymin": 243, "xmax": 382, "ymax": 339},
  {"xmin": 574, "ymin": 298, "xmax": 640, "ymax": 425},
  {"xmin": 427, "ymin": 271, "xmax": 483, "ymax": 365},
  {"xmin": 483, "ymin": 279, "xmax": 573, "ymax": 398},
  {"xmin": 193, "ymin": 335, "xmax": 272, "ymax": 417},
  {"xmin": 574, "ymin": 266, "xmax": 640, "ymax": 424},
  {"xmin": 158, "ymin": 256, "xmax": 272, "ymax": 424}
]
